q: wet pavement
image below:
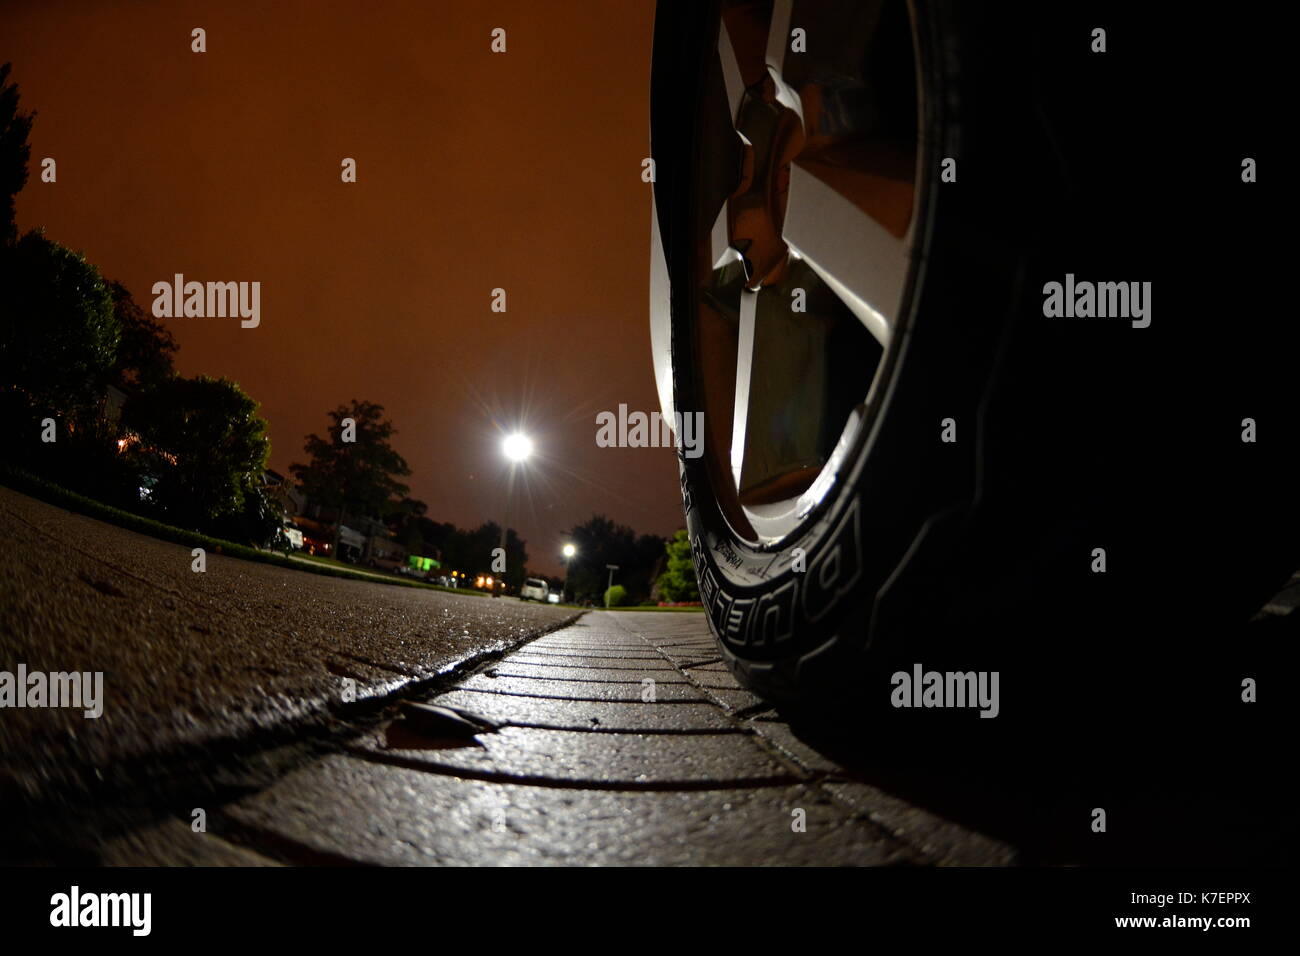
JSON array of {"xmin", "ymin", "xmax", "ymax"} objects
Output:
[
  {"xmin": 87, "ymin": 612, "xmax": 1018, "ymax": 867},
  {"xmin": 2, "ymin": 485, "xmax": 1290, "ymax": 866}
]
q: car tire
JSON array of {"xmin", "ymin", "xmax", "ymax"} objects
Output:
[{"xmin": 649, "ymin": 0, "xmax": 1295, "ymax": 711}]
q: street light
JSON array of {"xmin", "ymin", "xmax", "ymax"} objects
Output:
[
  {"xmin": 502, "ymin": 432, "xmax": 533, "ymax": 463},
  {"xmin": 605, "ymin": 563, "xmax": 619, "ymax": 607},
  {"xmin": 495, "ymin": 432, "xmax": 533, "ymax": 597},
  {"xmin": 561, "ymin": 543, "xmax": 576, "ymax": 603}
]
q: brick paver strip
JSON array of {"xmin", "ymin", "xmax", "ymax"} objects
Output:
[
  {"xmin": 113, "ymin": 610, "xmax": 1009, "ymax": 866},
  {"xmin": 656, "ymin": 652, "xmax": 729, "ymax": 668},
  {"xmin": 350, "ymin": 725, "xmax": 793, "ymax": 787},
  {"xmin": 223, "ymin": 755, "xmax": 917, "ymax": 866},
  {"xmin": 506, "ymin": 654, "xmax": 682, "ymax": 670},
  {"xmin": 502, "ymin": 655, "xmax": 681, "ymax": 669},
  {"xmin": 457, "ymin": 673, "xmax": 710, "ymax": 702},
  {"xmin": 506, "ymin": 648, "xmax": 668, "ymax": 660},
  {"xmin": 428, "ymin": 689, "xmax": 740, "ymax": 732},
  {"xmin": 529, "ymin": 641, "xmax": 653, "ymax": 650},
  {"xmin": 531, "ymin": 631, "xmax": 649, "ymax": 643},
  {"xmin": 489, "ymin": 663, "xmax": 691, "ymax": 683},
  {"xmin": 529, "ymin": 640, "xmax": 662, "ymax": 651}
]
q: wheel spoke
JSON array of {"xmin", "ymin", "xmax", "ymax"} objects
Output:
[
  {"xmin": 765, "ymin": 0, "xmax": 794, "ymax": 77},
  {"xmin": 718, "ymin": 20, "xmax": 747, "ymax": 120},
  {"xmin": 730, "ymin": 288, "xmax": 758, "ymax": 490},
  {"xmin": 711, "ymin": 207, "xmax": 741, "ymax": 270},
  {"xmin": 701, "ymin": 19, "xmax": 752, "ymax": 254},
  {"xmin": 650, "ymin": 193, "xmax": 675, "ymax": 426},
  {"xmin": 687, "ymin": 2, "xmax": 920, "ymax": 542},
  {"xmin": 782, "ymin": 164, "xmax": 908, "ymax": 346}
]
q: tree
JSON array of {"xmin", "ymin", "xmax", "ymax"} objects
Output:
[
  {"xmin": 0, "ymin": 230, "xmax": 118, "ymax": 421},
  {"xmin": 657, "ymin": 530, "xmax": 700, "ymax": 602},
  {"xmin": 0, "ymin": 62, "xmax": 34, "ymax": 244},
  {"xmin": 389, "ymin": 497, "xmax": 431, "ymax": 554},
  {"xmin": 123, "ymin": 375, "xmax": 271, "ymax": 531},
  {"xmin": 290, "ymin": 399, "xmax": 411, "ymax": 552},
  {"xmin": 106, "ymin": 280, "xmax": 177, "ymax": 391}
]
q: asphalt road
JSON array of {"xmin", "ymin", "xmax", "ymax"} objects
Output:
[{"xmin": 0, "ymin": 486, "xmax": 577, "ymax": 804}]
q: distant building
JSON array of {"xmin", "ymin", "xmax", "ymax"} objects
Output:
[
  {"xmin": 102, "ymin": 384, "xmax": 127, "ymax": 428},
  {"xmin": 338, "ymin": 525, "xmax": 365, "ymax": 562},
  {"xmin": 353, "ymin": 514, "xmax": 406, "ymax": 570}
]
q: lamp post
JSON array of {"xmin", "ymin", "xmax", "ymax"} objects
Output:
[
  {"xmin": 496, "ymin": 432, "xmax": 533, "ymax": 597},
  {"xmin": 605, "ymin": 563, "xmax": 619, "ymax": 607},
  {"xmin": 561, "ymin": 543, "xmax": 576, "ymax": 604}
]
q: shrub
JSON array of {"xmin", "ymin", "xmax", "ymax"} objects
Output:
[{"xmin": 656, "ymin": 529, "xmax": 699, "ymax": 602}]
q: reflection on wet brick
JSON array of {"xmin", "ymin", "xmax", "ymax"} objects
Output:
[{"xmin": 224, "ymin": 755, "xmax": 917, "ymax": 866}]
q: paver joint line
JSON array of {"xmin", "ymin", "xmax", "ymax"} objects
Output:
[
  {"xmin": 446, "ymin": 686, "xmax": 724, "ymax": 705},
  {"xmin": 341, "ymin": 747, "xmax": 804, "ymax": 793}
]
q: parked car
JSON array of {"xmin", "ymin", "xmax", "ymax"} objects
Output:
[
  {"xmin": 271, "ymin": 526, "xmax": 303, "ymax": 556},
  {"xmin": 519, "ymin": 577, "xmax": 549, "ymax": 602}
]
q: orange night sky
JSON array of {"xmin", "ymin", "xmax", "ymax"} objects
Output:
[{"xmin": 3, "ymin": 0, "xmax": 681, "ymax": 574}]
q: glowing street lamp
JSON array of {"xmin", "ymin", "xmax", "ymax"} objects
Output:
[
  {"xmin": 561, "ymin": 543, "xmax": 577, "ymax": 603},
  {"xmin": 502, "ymin": 432, "xmax": 533, "ymax": 463}
]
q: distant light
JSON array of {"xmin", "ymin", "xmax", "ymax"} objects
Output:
[
  {"xmin": 562, "ymin": 543, "xmax": 576, "ymax": 558},
  {"xmin": 502, "ymin": 432, "xmax": 533, "ymax": 462}
]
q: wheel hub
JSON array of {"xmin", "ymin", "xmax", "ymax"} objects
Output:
[
  {"xmin": 667, "ymin": 0, "xmax": 923, "ymax": 545},
  {"xmin": 728, "ymin": 72, "xmax": 805, "ymax": 290}
]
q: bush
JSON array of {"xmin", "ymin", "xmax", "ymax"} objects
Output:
[
  {"xmin": 604, "ymin": 584, "xmax": 629, "ymax": 607},
  {"xmin": 656, "ymin": 529, "xmax": 699, "ymax": 602},
  {"xmin": 122, "ymin": 374, "xmax": 271, "ymax": 533}
]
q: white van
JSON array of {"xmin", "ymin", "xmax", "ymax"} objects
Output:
[{"xmin": 519, "ymin": 577, "xmax": 549, "ymax": 601}]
